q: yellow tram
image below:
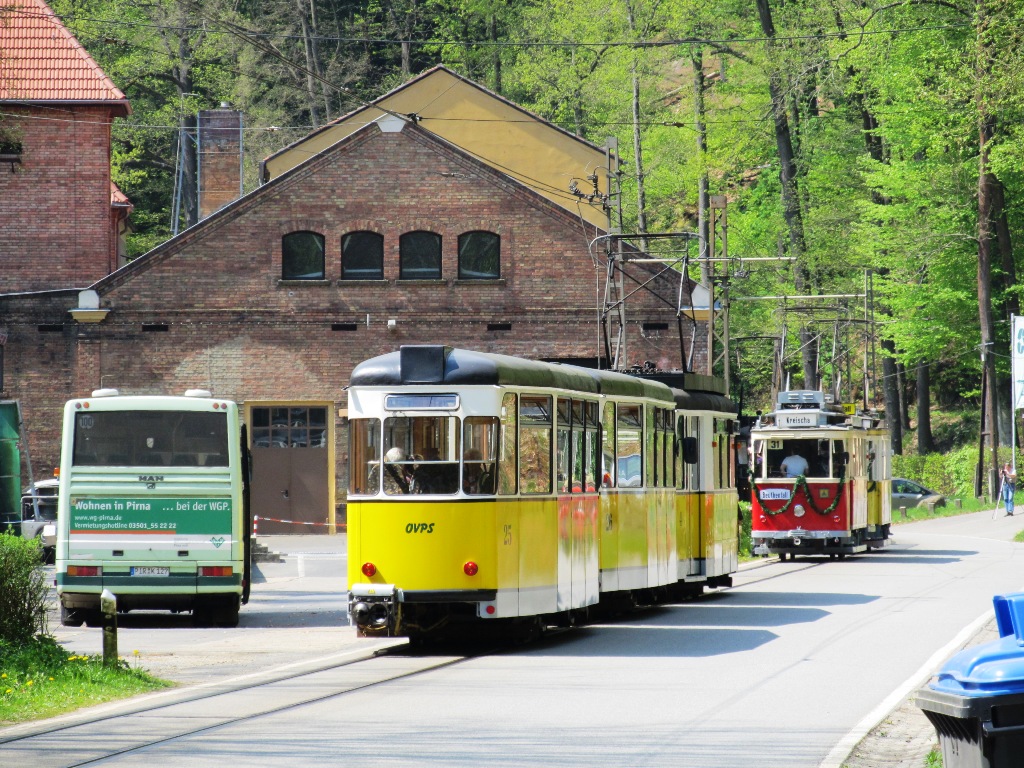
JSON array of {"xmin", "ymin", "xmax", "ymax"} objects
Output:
[{"xmin": 346, "ymin": 345, "xmax": 739, "ymax": 638}]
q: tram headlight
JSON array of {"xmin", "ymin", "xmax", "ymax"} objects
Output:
[
  {"xmin": 793, "ymin": 504, "xmax": 806, "ymax": 518},
  {"xmin": 368, "ymin": 603, "xmax": 389, "ymax": 628},
  {"xmin": 351, "ymin": 601, "xmax": 370, "ymax": 624}
]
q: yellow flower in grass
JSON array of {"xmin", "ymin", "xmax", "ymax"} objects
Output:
[
  {"xmin": 26, "ymin": 680, "xmax": 33, "ymax": 687},
  {"xmin": 4, "ymin": 689, "xmax": 11, "ymax": 694},
  {"xmin": 1, "ymin": 673, "xmax": 6, "ymax": 678}
]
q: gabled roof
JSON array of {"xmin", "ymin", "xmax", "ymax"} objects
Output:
[
  {"xmin": 261, "ymin": 65, "xmax": 609, "ymax": 228},
  {"xmin": 0, "ymin": 0, "xmax": 130, "ymax": 115},
  {"xmin": 93, "ymin": 115, "xmax": 609, "ymax": 292}
]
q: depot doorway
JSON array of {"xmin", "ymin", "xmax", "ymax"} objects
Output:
[{"xmin": 248, "ymin": 403, "xmax": 333, "ymax": 535}]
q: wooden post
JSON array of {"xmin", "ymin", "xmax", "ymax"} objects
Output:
[
  {"xmin": 101, "ymin": 589, "xmax": 117, "ymax": 667},
  {"xmin": 899, "ymin": 505, "xmax": 907, "ymax": 520}
]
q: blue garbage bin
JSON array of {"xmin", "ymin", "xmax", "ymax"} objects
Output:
[{"xmin": 916, "ymin": 593, "xmax": 1024, "ymax": 767}]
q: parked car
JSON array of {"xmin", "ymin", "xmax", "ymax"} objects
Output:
[
  {"xmin": 892, "ymin": 478, "xmax": 946, "ymax": 510},
  {"xmin": 22, "ymin": 478, "xmax": 58, "ymax": 562}
]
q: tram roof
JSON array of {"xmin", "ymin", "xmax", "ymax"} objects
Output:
[
  {"xmin": 671, "ymin": 388, "xmax": 738, "ymax": 416},
  {"xmin": 349, "ymin": 346, "xmax": 676, "ymax": 401}
]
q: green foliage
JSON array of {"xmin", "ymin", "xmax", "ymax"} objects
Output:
[
  {"xmin": 0, "ymin": 533, "xmax": 49, "ymax": 647},
  {"xmin": 738, "ymin": 500, "xmax": 752, "ymax": 557},
  {"xmin": 893, "ymin": 444, "xmax": 1020, "ymax": 501},
  {"xmin": 0, "ymin": 636, "xmax": 169, "ymax": 724},
  {"xmin": 924, "ymin": 747, "xmax": 942, "ymax": 767}
]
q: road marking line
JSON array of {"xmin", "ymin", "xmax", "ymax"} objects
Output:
[{"xmin": 819, "ymin": 608, "xmax": 994, "ymax": 768}]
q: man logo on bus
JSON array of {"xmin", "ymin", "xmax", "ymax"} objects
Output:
[{"xmin": 138, "ymin": 476, "xmax": 163, "ymax": 483}]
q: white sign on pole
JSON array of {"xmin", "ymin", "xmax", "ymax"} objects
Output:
[{"xmin": 1014, "ymin": 315, "xmax": 1024, "ymax": 410}]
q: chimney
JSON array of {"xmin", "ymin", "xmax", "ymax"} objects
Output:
[{"xmin": 197, "ymin": 104, "xmax": 243, "ymax": 220}]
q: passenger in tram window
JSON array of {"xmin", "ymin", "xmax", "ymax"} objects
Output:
[
  {"xmin": 780, "ymin": 448, "xmax": 809, "ymax": 478},
  {"xmin": 383, "ymin": 447, "xmax": 413, "ymax": 494},
  {"xmin": 463, "ymin": 449, "xmax": 494, "ymax": 495}
]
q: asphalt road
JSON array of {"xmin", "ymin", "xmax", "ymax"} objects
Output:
[{"xmin": 7, "ymin": 513, "xmax": 1023, "ymax": 767}]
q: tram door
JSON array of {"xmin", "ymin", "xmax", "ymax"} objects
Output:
[{"xmin": 250, "ymin": 405, "xmax": 330, "ymax": 535}]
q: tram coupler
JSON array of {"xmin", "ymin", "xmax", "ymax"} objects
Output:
[{"xmin": 349, "ymin": 583, "xmax": 400, "ymax": 636}]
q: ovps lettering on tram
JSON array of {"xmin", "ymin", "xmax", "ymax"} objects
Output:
[{"xmin": 405, "ymin": 522, "xmax": 435, "ymax": 533}]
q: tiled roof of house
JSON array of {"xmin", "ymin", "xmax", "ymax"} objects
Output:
[{"xmin": 0, "ymin": 0, "xmax": 130, "ymax": 114}]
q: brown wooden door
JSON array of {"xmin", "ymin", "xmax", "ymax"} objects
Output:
[{"xmin": 250, "ymin": 406, "xmax": 329, "ymax": 535}]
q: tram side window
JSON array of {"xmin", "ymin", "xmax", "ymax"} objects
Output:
[
  {"xmin": 676, "ymin": 414, "xmax": 687, "ymax": 490},
  {"xmin": 520, "ymin": 395, "xmax": 552, "ymax": 494},
  {"xmin": 498, "ymin": 393, "xmax": 517, "ymax": 495},
  {"xmin": 571, "ymin": 400, "xmax": 586, "ymax": 492},
  {"xmin": 349, "ymin": 419, "xmax": 380, "ymax": 495},
  {"xmin": 463, "ymin": 416, "xmax": 499, "ymax": 495},
  {"xmin": 616, "ymin": 405, "xmax": 643, "ymax": 488},
  {"xmin": 653, "ymin": 409, "xmax": 664, "ymax": 487},
  {"xmin": 689, "ymin": 416, "xmax": 702, "ymax": 490},
  {"xmin": 602, "ymin": 401, "xmax": 616, "ymax": 488},
  {"xmin": 383, "ymin": 416, "xmax": 459, "ymax": 495},
  {"xmin": 645, "ymin": 406, "xmax": 656, "ymax": 487},
  {"xmin": 585, "ymin": 401, "xmax": 599, "ymax": 492},
  {"xmin": 556, "ymin": 398, "xmax": 571, "ymax": 494}
]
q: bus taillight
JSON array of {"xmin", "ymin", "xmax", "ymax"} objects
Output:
[
  {"xmin": 67, "ymin": 565, "xmax": 101, "ymax": 576},
  {"xmin": 199, "ymin": 566, "xmax": 233, "ymax": 577}
]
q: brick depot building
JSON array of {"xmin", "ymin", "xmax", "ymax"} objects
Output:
[{"xmin": 1, "ymin": 63, "xmax": 711, "ymax": 532}]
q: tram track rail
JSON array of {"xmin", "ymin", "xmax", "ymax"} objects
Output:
[
  {"xmin": 2, "ymin": 557, "xmax": 829, "ymax": 767},
  {"xmin": 0, "ymin": 642, "xmax": 489, "ymax": 767}
]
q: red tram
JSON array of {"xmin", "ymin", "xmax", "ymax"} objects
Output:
[{"xmin": 750, "ymin": 390, "xmax": 891, "ymax": 560}]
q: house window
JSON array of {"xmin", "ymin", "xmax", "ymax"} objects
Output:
[
  {"xmin": 341, "ymin": 231, "xmax": 384, "ymax": 280},
  {"xmin": 282, "ymin": 231, "xmax": 325, "ymax": 280},
  {"xmin": 458, "ymin": 231, "xmax": 500, "ymax": 279},
  {"xmin": 399, "ymin": 231, "xmax": 442, "ymax": 280}
]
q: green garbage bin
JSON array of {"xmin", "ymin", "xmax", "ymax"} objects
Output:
[{"xmin": 916, "ymin": 592, "xmax": 1024, "ymax": 767}]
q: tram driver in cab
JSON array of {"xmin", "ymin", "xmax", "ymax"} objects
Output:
[{"xmin": 780, "ymin": 447, "xmax": 809, "ymax": 478}]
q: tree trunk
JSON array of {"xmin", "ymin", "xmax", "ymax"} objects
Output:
[
  {"xmin": 882, "ymin": 339, "xmax": 902, "ymax": 455},
  {"xmin": 991, "ymin": 179, "xmax": 1018, "ymax": 317},
  {"xmin": 692, "ymin": 46, "xmax": 709, "ymax": 285},
  {"xmin": 978, "ymin": 0, "xmax": 1000, "ymax": 496},
  {"xmin": 755, "ymin": 0, "xmax": 815, "ymax": 387},
  {"xmin": 625, "ymin": 1, "xmax": 647, "ymax": 242},
  {"xmin": 296, "ymin": 0, "xmax": 322, "ymax": 127},
  {"xmin": 917, "ymin": 363, "xmax": 933, "ymax": 454},
  {"xmin": 489, "ymin": 14, "xmax": 502, "ymax": 94}
]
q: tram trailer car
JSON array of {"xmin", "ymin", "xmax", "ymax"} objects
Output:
[
  {"xmin": 56, "ymin": 390, "xmax": 252, "ymax": 627},
  {"xmin": 749, "ymin": 390, "xmax": 891, "ymax": 560},
  {"xmin": 346, "ymin": 345, "xmax": 740, "ymax": 639}
]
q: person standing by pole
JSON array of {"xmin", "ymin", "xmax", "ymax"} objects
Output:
[{"xmin": 1001, "ymin": 462, "xmax": 1017, "ymax": 516}]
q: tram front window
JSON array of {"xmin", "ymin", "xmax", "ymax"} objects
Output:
[
  {"xmin": 382, "ymin": 416, "xmax": 460, "ymax": 495},
  {"xmin": 762, "ymin": 438, "xmax": 845, "ymax": 479}
]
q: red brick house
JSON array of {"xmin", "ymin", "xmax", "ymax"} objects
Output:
[
  {"xmin": 1, "ymin": 63, "xmax": 711, "ymax": 533},
  {"xmin": 0, "ymin": 0, "xmax": 132, "ymax": 293}
]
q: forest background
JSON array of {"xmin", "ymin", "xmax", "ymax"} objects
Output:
[{"xmin": 14, "ymin": 0, "xmax": 1024, "ymax": 491}]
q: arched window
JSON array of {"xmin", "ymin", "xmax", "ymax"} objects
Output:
[
  {"xmin": 399, "ymin": 231, "xmax": 442, "ymax": 280},
  {"xmin": 458, "ymin": 231, "xmax": 500, "ymax": 279},
  {"xmin": 342, "ymin": 231, "xmax": 384, "ymax": 280},
  {"xmin": 281, "ymin": 231, "xmax": 325, "ymax": 280}
]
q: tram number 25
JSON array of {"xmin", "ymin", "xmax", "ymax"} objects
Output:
[{"xmin": 503, "ymin": 524, "xmax": 513, "ymax": 546}]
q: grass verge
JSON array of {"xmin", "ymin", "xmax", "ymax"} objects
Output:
[{"xmin": 0, "ymin": 635, "xmax": 171, "ymax": 725}]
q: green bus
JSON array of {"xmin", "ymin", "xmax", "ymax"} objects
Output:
[{"xmin": 56, "ymin": 389, "xmax": 251, "ymax": 627}]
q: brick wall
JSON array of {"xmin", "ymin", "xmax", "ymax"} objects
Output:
[
  {"xmin": 0, "ymin": 106, "xmax": 116, "ymax": 292},
  {"xmin": 0, "ymin": 120, "xmax": 711, "ymax": 505}
]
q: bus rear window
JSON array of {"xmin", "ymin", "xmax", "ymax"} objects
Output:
[{"xmin": 73, "ymin": 411, "xmax": 229, "ymax": 467}]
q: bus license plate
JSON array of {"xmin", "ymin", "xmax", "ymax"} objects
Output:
[{"xmin": 131, "ymin": 566, "xmax": 170, "ymax": 577}]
